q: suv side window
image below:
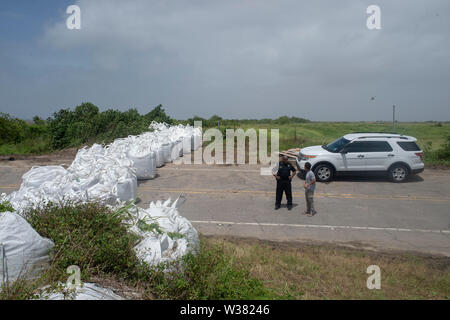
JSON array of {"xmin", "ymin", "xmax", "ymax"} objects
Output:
[
  {"xmin": 345, "ymin": 141, "xmax": 367, "ymax": 153},
  {"xmin": 365, "ymin": 141, "xmax": 393, "ymax": 152},
  {"xmin": 345, "ymin": 141, "xmax": 393, "ymax": 153},
  {"xmin": 397, "ymin": 141, "xmax": 421, "ymax": 151}
]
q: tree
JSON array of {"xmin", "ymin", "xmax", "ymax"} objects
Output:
[{"xmin": 145, "ymin": 104, "xmax": 173, "ymax": 124}]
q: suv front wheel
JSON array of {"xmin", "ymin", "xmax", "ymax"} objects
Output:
[
  {"xmin": 314, "ymin": 164, "xmax": 334, "ymax": 182},
  {"xmin": 389, "ymin": 164, "xmax": 409, "ymax": 183}
]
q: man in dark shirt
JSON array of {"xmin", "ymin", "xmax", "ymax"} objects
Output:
[{"xmin": 273, "ymin": 155, "xmax": 296, "ymax": 210}]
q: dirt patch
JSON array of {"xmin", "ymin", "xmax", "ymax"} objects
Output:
[{"xmin": 425, "ymin": 164, "xmax": 450, "ymax": 170}]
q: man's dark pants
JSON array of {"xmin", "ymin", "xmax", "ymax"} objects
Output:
[{"xmin": 276, "ymin": 180, "xmax": 292, "ymax": 207}]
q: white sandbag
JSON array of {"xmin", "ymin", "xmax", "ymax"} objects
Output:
[
  {"xmin": 129, "ymin": 198, "xmax": 199, "ymax": 266},
  {"xmin": 162, "ymin": 142, "xmax": 172, "ymax": 163},
  {"xmin": 128, "ymin": 149, "xmax": 156, "ymax": 180},
  {"xmin": 178, "ymin": 139, "xmax": 183, "ymax": 157},
  {"xmin": 116, "ymin": 177, "xmax": 137, "ymax": 201},
  {"xmin": 155, "ymin": 147, "xmax": 164, "ymax": 168},
  {"xmin": 170, "ymin": 140, "xmax": 182, "ymax": 161},
  {"xmin": 22, "ymin": 166, "xmax": 69, "ymax": 189},
  {"xmin": 0, "ymin": 211, "xmax": 54, "ymax": 283},
  {"xmin": 133, "ymin": 235, "xmax": 162, "ymax": 265},
  {"xmin": 42, "ymin": 282, "xmax": 123, "ymax": 300}
]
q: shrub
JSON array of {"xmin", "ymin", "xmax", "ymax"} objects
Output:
[
  {"xmin": 0, "ymin": 113, "xmax": 48, "ymax": 147},
  {"xmin": 47, "ymin": 103, "xmax": 173, "ymax": 149},
  {"xmin": 24, "ymin": 201, "xmax": 142, "ymax": 280}
]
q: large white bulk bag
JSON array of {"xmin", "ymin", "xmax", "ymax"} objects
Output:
[
  {"xmin": 133, "ymin": 235, "xmax": 163, "ymax": 266},
  {"xmin": 0, "ymin": 211, "xmax": 54, "ymax": 283},
  {"xmin": 162, "ymin": 143, "xmax": 171, "ymax": 163},
  {"xmin": 170, "ymin": 139, "xmax": 182, "ymax": 161},
  {"xmin": 22, "ymin": 166, "xmax": 68, "ymax": 189},
  {"xmin": 130, "ymin": 199, "xmax": 199, "ymax": 267},
  {"xmin": 128, "ymin": 150, "xmax": 156, "ymax": 180},
  {"xmin": 155, "ymin": 147, "xmax": 164, "ymax": 168},
  {"xmin": 86, "ymin": 184, "xmax": 117, "ymax": 205},
  {"xmin": 168, "ymin": 141, "xmax": 175, "ymax": 161},
  {"xmin": 116, "ymin": 177, "xmax": 137, "ymax": 202},
  {"xmin": 178, "ymin": 139, "xmax": 183, "ymax": 157}
]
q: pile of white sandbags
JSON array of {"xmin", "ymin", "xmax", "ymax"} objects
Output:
[
  {"xmin": 2, "ymin": 122, "xmax": 201, "ymax": 281},
  {"xmin": 8, "ymin": 146, "xmax": 138, "ymax": 213},
  {"xmin": 69, "ymin": 143, "xmax": 138, "ymax": 202},
  {"xmin": 7, "ymin": 123, "xmax": 202, "ymax": 214},
  {"xmin": 149, "ymin": 122, "xmax": 202, "ymax": 162}
]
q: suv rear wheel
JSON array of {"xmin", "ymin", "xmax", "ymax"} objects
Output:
[
  {"xmin": 314, "ymin": 164, "xmax": 334, "ymax": 182},
  {"xmin": 389, "ymin": 164, "xmax": 409, "ymax": 183}
]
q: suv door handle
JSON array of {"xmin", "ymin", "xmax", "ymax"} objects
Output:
[
  {"xmin": 357, "ymin": 154, "xmax": 364, "ymax": 158},
  {"xmin": 388, "ymin": 154, "xmax": 395, "ymax": 157}
]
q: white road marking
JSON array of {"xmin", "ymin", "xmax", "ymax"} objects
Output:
[{"xmin": 190, "ymin": 220, "xmax": 450, "ymax": 234}]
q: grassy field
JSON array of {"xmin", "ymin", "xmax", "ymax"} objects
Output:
[
  {"xmin": 211, "ymin": 122, "xmax": 450, "ymax": 166},
  {"xmin": 209, "ymin": 236, "xmax": 449, "ymax": 300}
]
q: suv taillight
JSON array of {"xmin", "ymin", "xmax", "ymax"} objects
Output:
[{"xmin": 415, "ymin": 152, "xmax": 423, "ymax": 160}]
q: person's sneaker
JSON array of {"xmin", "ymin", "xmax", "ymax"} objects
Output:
[
  {"xmin": 274, "ymin": 205, "xmax": 280, "ymax": 210},
  {"xmin": 287, "ymin": 205, "xmax": 292, "ymax": 211}
]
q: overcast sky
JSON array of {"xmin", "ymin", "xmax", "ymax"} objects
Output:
[{"xmin": 0, "ymin": 0, "xmax": 449, "ymax": 121}]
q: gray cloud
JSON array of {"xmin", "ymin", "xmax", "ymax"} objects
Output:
[{"xmin": 1, "ymin": 0, "xmax": 449, "ymax": 121}]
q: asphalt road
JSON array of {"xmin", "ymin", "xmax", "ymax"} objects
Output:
[{"xmin": 1, "ymin": 160, "xmax": 449, "ymax": 256}]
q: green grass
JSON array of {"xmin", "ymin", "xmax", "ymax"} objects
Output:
[{"xmin": 0, "ymin": 136, "xmax": 52, "ymax": 155}]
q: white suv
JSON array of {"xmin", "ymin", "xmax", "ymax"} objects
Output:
[{"xmin": 296, "ymin": 133, "xmax": 425, "ymax": 183}]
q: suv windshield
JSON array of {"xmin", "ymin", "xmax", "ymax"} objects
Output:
[{"xmin": 323, "ymin": 137, "xmax": 350, "ymax": 153}]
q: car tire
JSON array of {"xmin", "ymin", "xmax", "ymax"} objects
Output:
[
  {"xmin": 313, "ymin": 164, "xmax": 334, "ymax": 182},
  {"xmin": 389, "ymin": 164, "xmax": 409, "ymax": 183}
]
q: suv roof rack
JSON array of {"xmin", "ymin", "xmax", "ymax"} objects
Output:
[
  {"xmin": 352, "ymin": 132, "xmax": 401, "ymax": 135},
  {"xmin": 356, "ymin": 136, "xmax": 409, "ymax": 140}
]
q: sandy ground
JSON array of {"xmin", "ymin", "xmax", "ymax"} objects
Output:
[{"xmin": 1, "ymin": 155, "xmax": 449, "ymax": 256}]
